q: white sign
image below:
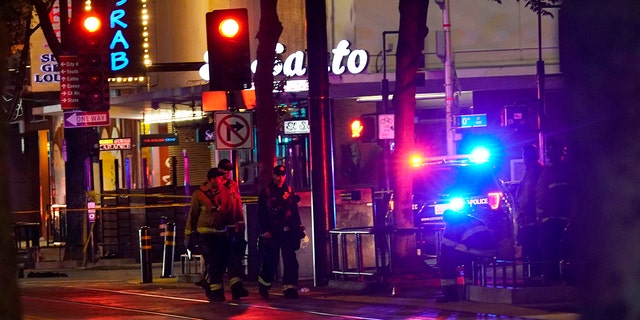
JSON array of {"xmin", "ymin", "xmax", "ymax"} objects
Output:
[
  {"xmin": 284, "ymin": 120, "xmax": 310, "ymax": 134},
  {"xmin": 377, "ymin": 114, "xmax": 395, "ymax": 140},
  {"xmin": 214, "ymin": 112, "xmax": 254, "ymax": 150},
  {"xmin": 200, "ymin": 39, "xmax": 370, "ymax": 81},
  {"xmin": 64, "ymin": 110, "xmax": 111, "ymax": 128}
]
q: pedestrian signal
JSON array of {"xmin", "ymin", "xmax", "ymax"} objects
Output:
[
  {"xmin": 350, "ymin": 119, "xmax": 363, "ymax": 138},
  {"xmin": 350, "ymin": 114, "xmax": 377, "ymax": 142}
]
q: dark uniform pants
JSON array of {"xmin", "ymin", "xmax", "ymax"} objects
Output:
[
  {"xmin": 539, "ymin": 218, "xmax": 569, "ymax": 283},
  {"xmin": 200, "ymin": 233, "xmax": 245, "ymax": 289},
  {"xmin": 258, "ymin": 233, "xmax": 299, "ymax": 287}
]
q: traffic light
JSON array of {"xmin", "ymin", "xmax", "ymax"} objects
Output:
[
  {"xmin": 77, "ymin": 10, "xmax": 110, "ymax": 111},
  {"xmin": 206, "ymin": 8, "xmax": 252, "ymax": 91},
  {"xmin": 350, "ymin": 114, "xmax": 377, "ymax": 142}
]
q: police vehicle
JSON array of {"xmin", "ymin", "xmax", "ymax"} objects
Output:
[{"xmin": 389, "ymin": 146, "xmax": 516, "ymax": 260}]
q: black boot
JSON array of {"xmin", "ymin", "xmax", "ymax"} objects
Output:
[
  {"xmin": 258, "ymin": 283, "xmax": 269, "ymax": 299},
  {"xmin": 231, "ymin": 282, "xmax": 249, "ymax": 300},
  {"xmin": 283, "ymin": 288, "xmax": 299, "ymax": 299},
  {"xmin": 206, "ymin": 288, "xmax": 226, "ymax": 302},
  {"xmin": 435, "ymin": 285, "xmax": 459, "ymax": 303},
  {"xmin": 197, "ymin": 280, "xmax": 211, "ymax": 297}
]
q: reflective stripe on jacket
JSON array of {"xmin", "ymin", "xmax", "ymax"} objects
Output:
[{"xmin": 442, "ymin": 215, "xmax": 496, "ymax": 257}]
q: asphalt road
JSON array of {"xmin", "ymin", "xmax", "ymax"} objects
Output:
[{"xmin": 18, "ymin": 266, "xmax": 580, "ymax": 320}]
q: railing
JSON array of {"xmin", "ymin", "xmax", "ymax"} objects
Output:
[
  {"xmin": 329, "ymin": 225, "xmax": 446, "ymax": 282},
  {"xmin": 329, "ymin": 227, "xmax": 393, "ymax": 282},
  {"xmin": 472, "ymin": 257, "xmax": 570, "ymax": 288}
]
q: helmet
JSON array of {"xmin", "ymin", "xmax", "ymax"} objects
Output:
[
  {"xmin": 521, "ymin": 144, "xmax": 539, "ymax": 162},
  {"xmin": 545, "ymin": 139, "xmax": 566, "ymax": 163}
]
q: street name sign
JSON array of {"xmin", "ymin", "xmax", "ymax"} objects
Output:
[
  {"xmin": 456, "ymin": 113, "xmax": 487, "ymax": 128},
  {"xmin": 64, "ymin": 110, "xmax": 111, "ymax": 128},
  {"xmin": 59, "ymin": 55, "xmax": 81, "ymax": 110}
]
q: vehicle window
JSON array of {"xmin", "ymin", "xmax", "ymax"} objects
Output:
[{"xmin": 412, "ymin": 164, "xmax": 498, "ymax": 201}]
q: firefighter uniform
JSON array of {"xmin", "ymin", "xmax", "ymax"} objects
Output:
[
  {"xmin": 438, "ymin": 210, "xmax": 496, "ymax": 302},
  {"xmin": 184, "ymin": 167, "xmax": 248, "ymax": 302},
  {"xmin": 536, "ymin": 140, "xmax": 572, "ymax": 284},
  {"xmin": 257, "ymin": 165, "xmax": 304, "ymax": 299}
]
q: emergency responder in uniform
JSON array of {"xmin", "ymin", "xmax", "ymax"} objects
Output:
[
  {"xmin": 437, "ymin": 209, "xmax": 496, "ymax": 303},
  {"xmin": 536, "ymin": 139, "xmax": 572, "ymax": 284},
  {"xmin": 257, "ymin": 165, "xmax": 305, "ymax": 299},
  {"xmin": 516, "ymin": 144, "xmax": 544, "ymax": 281},
  {"xmin": 184, "ymin": 167, "xmax": 249, "ymax": 302},
  {"xmin": 217, "ymin": 159, "xmax": 248, "ymax": 295}
]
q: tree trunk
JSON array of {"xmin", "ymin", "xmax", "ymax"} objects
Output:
[
  {"xmin": 255, "ymin": 0, "xmax": 283, "ymax": 186},
  {"xmin": 391, "ymin": 0, "xmax": 429, "ymax": 270},
  {"xmin": 561, "ymin": 1, "xmax": 640, "ymax": 319},
  {"xmin": 0, "ymin": 13, "xmax": 22, "ymax": 320},
  {"xmin": 30, "ymin": 0, "xmax": 62, "ymax": 60}
]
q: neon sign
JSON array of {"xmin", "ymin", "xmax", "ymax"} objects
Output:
[
  {"xmin": 199, "ymin": 39, "xmax": 369, "ymax": 81},
  {"xmin": 106, "ymin": 0, "xmax": 148, "ymax": 78}
]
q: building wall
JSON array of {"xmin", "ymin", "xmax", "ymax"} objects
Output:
[
  {"xmin": 339, "ymin": 0, "xmax": 558, "ymax": 73},
  {"xmin": 144, "ymin": 0, "xmax": 559, "ymax": 91}
]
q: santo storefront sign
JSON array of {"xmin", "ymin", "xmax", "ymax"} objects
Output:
[
  {"xmin": 199, "ymin": 39, "xmax": 369, "ymax": 81},
  {"xmin": 140, "ymin": 134, "xmax": 179, "ymax": 147},
  {"xmin": 99, "ymin": 137, "xmax": 132, "ymax": 151}
]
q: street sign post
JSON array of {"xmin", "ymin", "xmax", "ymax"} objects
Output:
[{"xmin": 63, "ymin": 110, "xmax": 110, "ymax": 128}]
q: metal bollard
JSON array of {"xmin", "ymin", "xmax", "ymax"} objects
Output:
[
  {"xmin": 139, "ymin": 226, "xmax": 153, "ymax": 283},
  {"xmin": 159, "ymin": 216, "xmax": 168, "ymax": 238},
  {"xmin": 161, "ymin": 222, "xmax": 176, "ymax": 278}
]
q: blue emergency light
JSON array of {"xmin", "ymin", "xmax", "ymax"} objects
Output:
[
  {"xmin": 449, "ymin": 197, "xmax": 466, "ymax": 212},
  {"xmin": 469, "ymin": 146, "xmax": 491, "ymax": 164}
]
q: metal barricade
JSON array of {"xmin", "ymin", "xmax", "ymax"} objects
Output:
[{"xmin": 329, "ymin": 227, "xmax": 391, "ymax": 281}]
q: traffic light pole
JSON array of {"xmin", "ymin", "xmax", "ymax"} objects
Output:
[
  {"xmin": 535, "ymin": 4, "xmax": 560, "ymax": 164},
  {"xmin": 61, "ymin": 0, "xmax": 98, "ymax": 261},
  {"xmin": 226, "ymin": 91, "xmax": 240, "ymax": 183},
  {"xmin": 381, "ymin": 31, "xmax": 398, "ymax": 192},
  {"xmin": 440, "ymin": 0, "xmax": 456, "ymax": 156}
]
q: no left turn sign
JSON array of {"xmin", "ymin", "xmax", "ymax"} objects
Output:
[{"xmin": 214, "ymin": 112, "xmax": 254, "ymax": 150}]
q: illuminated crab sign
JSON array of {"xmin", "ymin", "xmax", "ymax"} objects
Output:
[{"xmin": 105, "ymin": 0, "xmax": 150, "ymax": 78}]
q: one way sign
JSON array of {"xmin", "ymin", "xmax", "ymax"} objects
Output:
[{"xmin": 64, "ymin": 110, "xmax": 111, "ymax": 128}]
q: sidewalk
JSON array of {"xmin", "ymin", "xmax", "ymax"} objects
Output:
[{"xmin": 21, "ymin": 260, "xmax": 581, "ymax": 319}]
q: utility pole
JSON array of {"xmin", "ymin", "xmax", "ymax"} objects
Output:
[
  {"xmin": 536, "ymin": 6, "xmax": 546, "ymax": 163},
  {"xmin": 437, "ymin": 0, "xmax": 456, "ymax": 156},
  {"xmin": 306, "ymin": 0, "xmax": 334, "ymax": 287}
]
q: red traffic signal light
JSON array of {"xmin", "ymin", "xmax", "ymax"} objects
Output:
[
  {"xmin": 82, "ymin": 14, "xmax": 102, "ymax": 33},
  {"xmin": 76, "ymin": 9, "xmax": 110, "ymax": 111},
  {"xmin": 218, "ymin": 18, "xmax": 240, "ymax": 38},
  {"xmin": 206, "ymin": 8, "xmax": 252, "ymax": 91}
]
